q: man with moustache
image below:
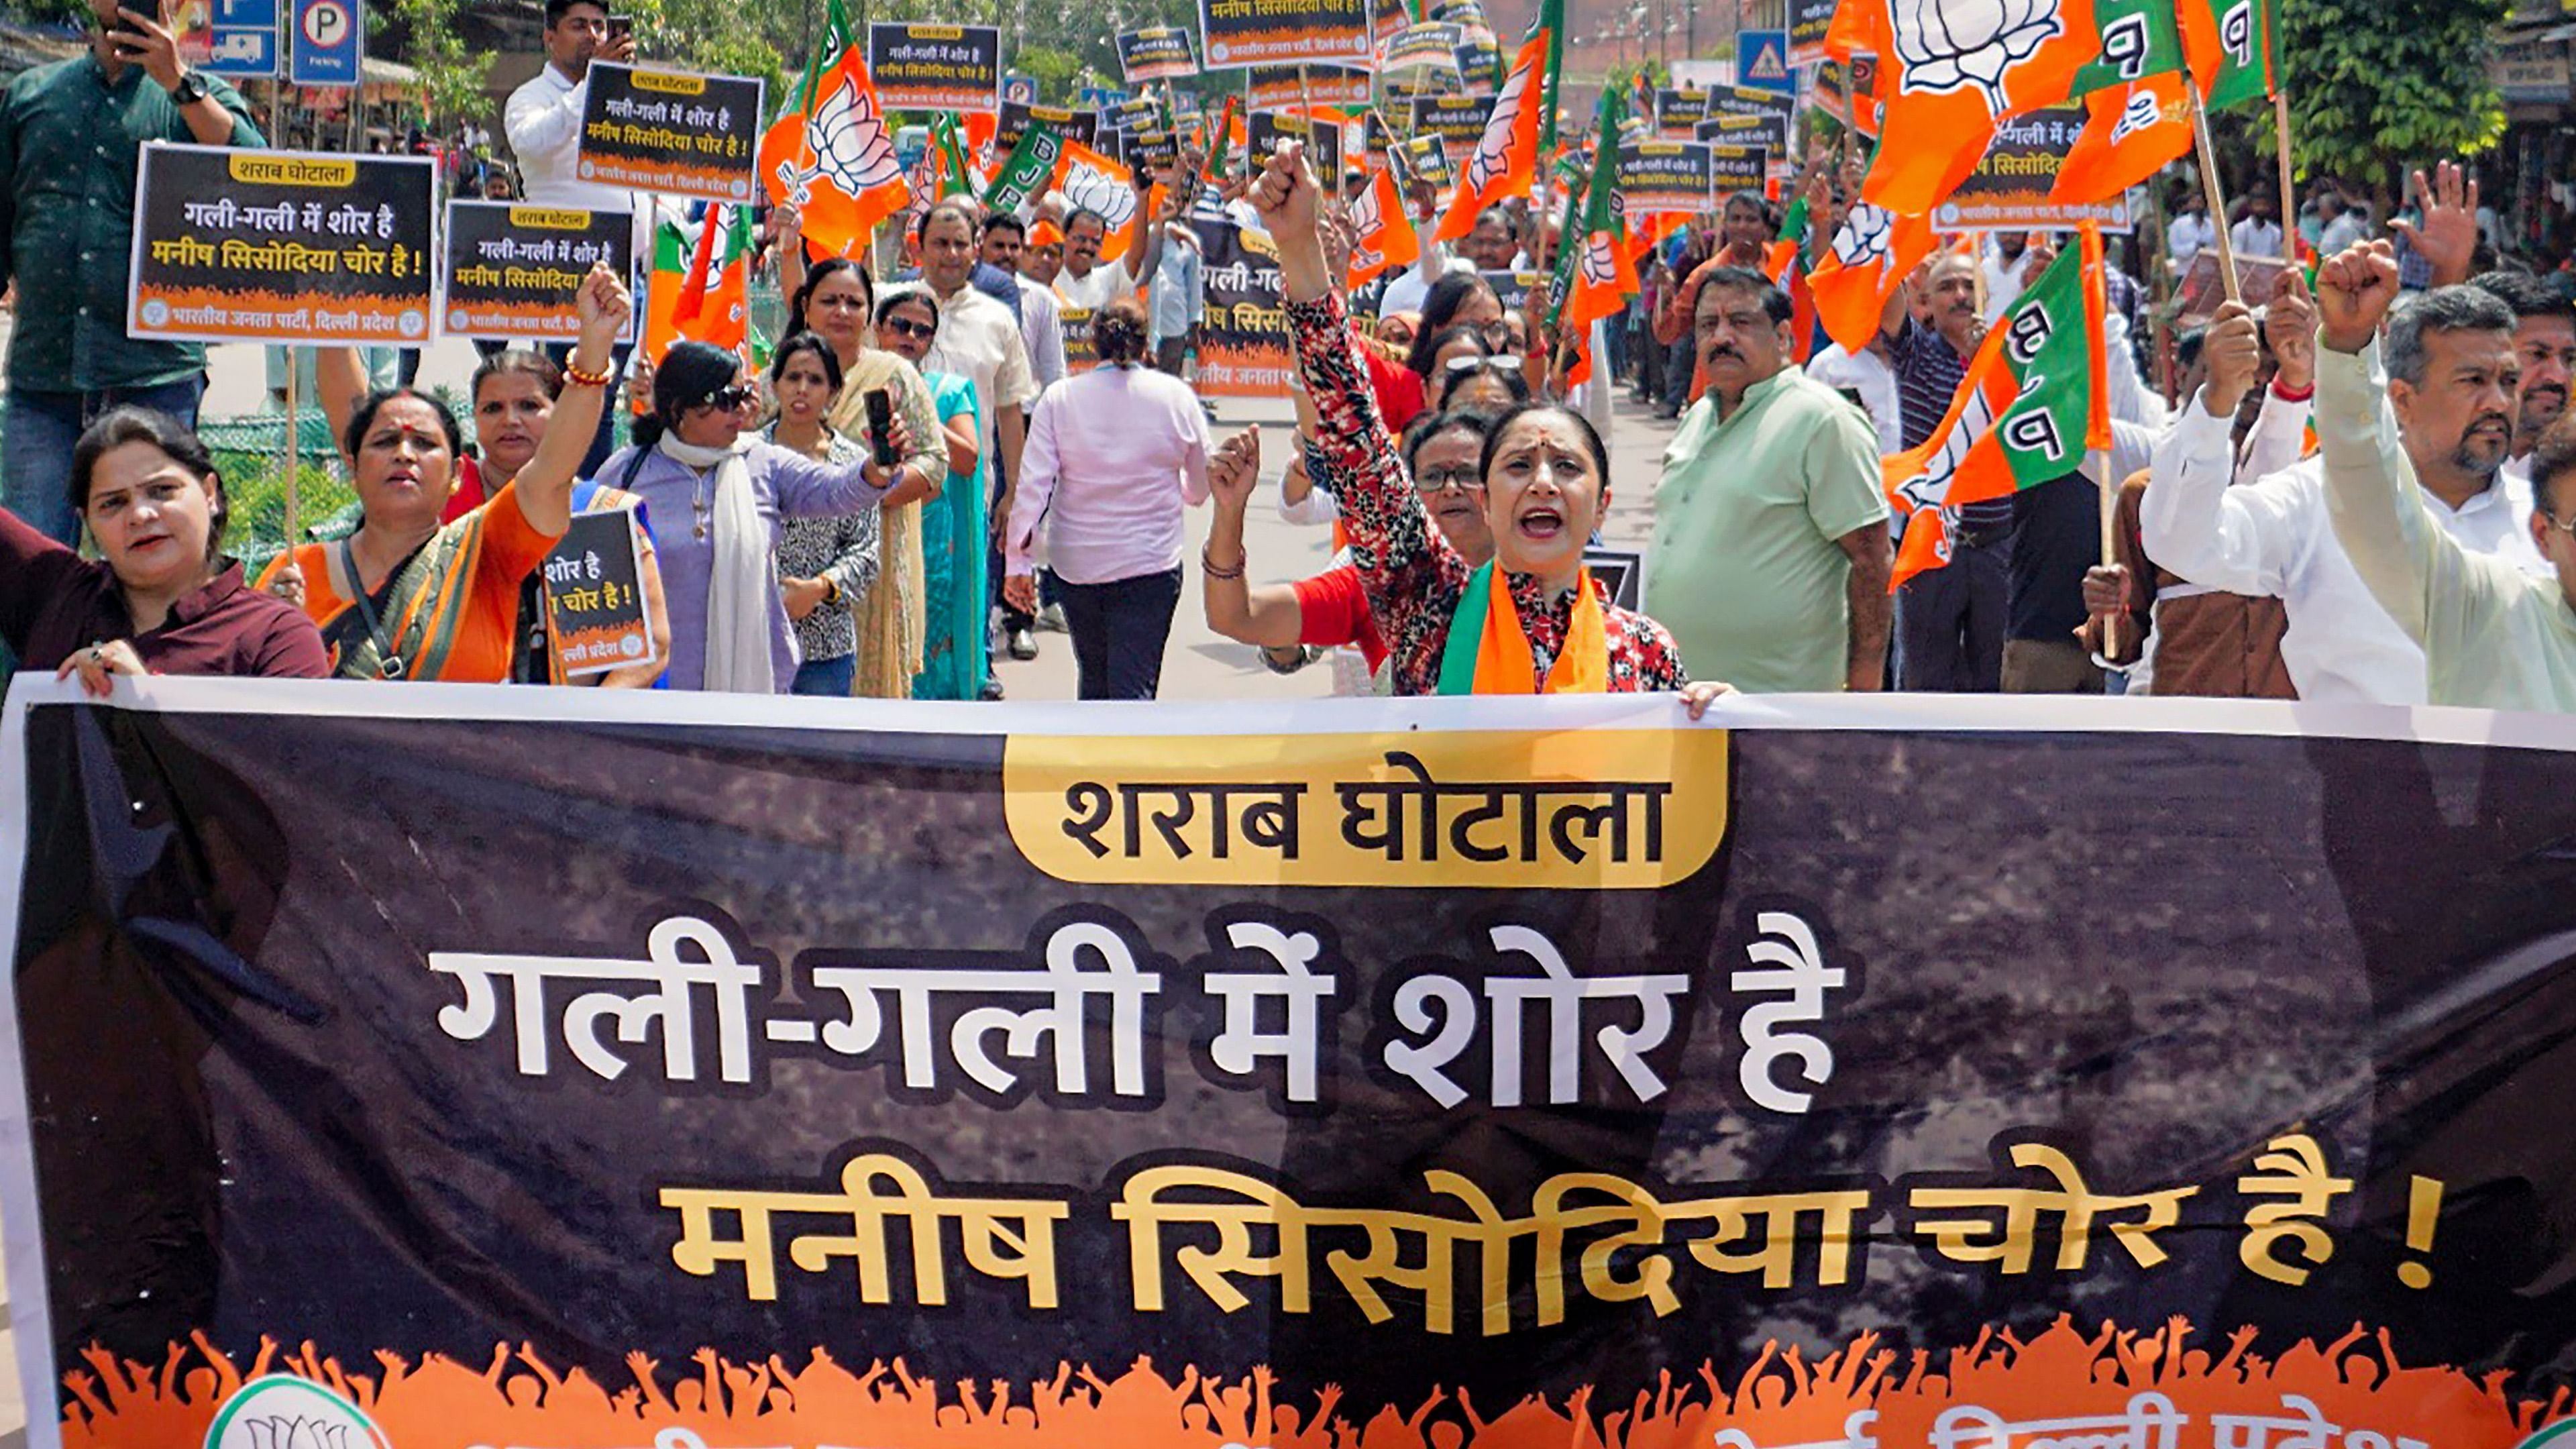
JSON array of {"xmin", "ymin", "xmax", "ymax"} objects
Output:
[
  {"xmin": 2469, "ymin": 270, "xmax": 2575, "ymax": 494},
  {"xmin": 1647, "ymin": 267, "xmax": 1891, "ymax": 692},
  {"xmin": 1878, "ymin": 248, "xmax": 2009, "ymax": 690},
  {"xmin": 2146, "ymin": 260, "xmax": 2537, "ymax": 704},
  {"xmin": 2320, "ymin": 240, "xmax": 2576, "ymax": 712}
]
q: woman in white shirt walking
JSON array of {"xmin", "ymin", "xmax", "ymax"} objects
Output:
[{"xmin": 1002, "ymin": 301, "xmax": 1213, "ymax": 699}]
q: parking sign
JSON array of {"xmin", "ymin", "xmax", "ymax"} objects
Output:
[{"xmin": 290, "ymin": 0, "xmax": 360, "ymax": 86}]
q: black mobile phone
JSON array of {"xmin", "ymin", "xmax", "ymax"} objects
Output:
[
  {"xmin": 606, "ymin": 13, "xmax": 632, "ymax": 42},
  {"xmin": 864, "ymin": 388, "xmax": 900, "ymax": 469}
]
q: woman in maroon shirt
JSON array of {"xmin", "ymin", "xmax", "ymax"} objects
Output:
[{"xmin": 1, "ymin": 407, "xmax": 329, "ymax": 693}]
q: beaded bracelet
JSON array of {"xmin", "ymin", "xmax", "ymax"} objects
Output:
[{"xmin": 563, "ymin": 358, "xmax": 615, "ymax": 388}]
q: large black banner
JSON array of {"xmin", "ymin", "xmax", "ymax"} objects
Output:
[{"xmin": 9, "ymin": 684, "xmax": 2576, "ymax": 1449}]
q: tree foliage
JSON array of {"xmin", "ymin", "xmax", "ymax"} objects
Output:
[
  {"xmin": 390, "ymin": 0, "xmax": 490, "ymax": 127},
  {"xmin": 2275, "ymin": 0, "xmax": 2512, "ymax": 195}
]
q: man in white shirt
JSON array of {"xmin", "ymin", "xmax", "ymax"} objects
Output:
[
  {"xmin": 2142, "ymin": 274, "xmax": 2538, "ymax": 704},
  {"xmin": 2230, "ymin": 191, "xmax": 2285, "ymax": 260},
  {"xmin": 1980, "ymin": 231, "xmax": 2049, "ymax": 320},
  {"xmin": 908, "ymin": 200, "xmax": 1040, "ymax": 675},
  {"xmin": 2167, "ymin": 195, "xmax": 2216, "ymax": 269},
  {"xmin": 504, "ymin": 0, "xmax": 647, "ymax": 470},
  {"xmin": 1056, "ymin": 184, "xmax": 1166, "ymax": 313},
  {"xmin": 2314, "ymin": 238, "xmax": 2576, "ymax": 712},
  {"xmin": 979, "ymin": 213, "xmax": 1065, "ymax": 389}
]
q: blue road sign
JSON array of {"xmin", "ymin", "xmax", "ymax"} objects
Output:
[
  {"xmin": 289, "ymin": 0, "xmax": 360, "ymax": 86},
  {"xmin": 202, "ymin": 0, "xmax": 278, "ymax": 76},
  {"xmin": 1739, "ymin": 28, "xmax": 1795, "ymax": 96}
]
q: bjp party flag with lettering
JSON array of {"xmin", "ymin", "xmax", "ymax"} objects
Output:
[
  {"xmin": 1883, "ymin": 225, "xmax": 2112, "ymax": 588},
  {"xmin": 1546, "ymin": 91, "xmax": 1636, "ymax": 388},
  {"xmin": 2180, "ymin": 0, "xmax": 2278, "ymax": 111},
  {"xmin": 2051, "ymin": 0, "xmax": 2194, "ymax": 206},
  {"xmin": 1827, "ymin": 0, "xmax": 2108, "ymax": 215}
]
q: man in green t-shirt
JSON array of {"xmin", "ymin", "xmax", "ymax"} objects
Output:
[{"xmin": 1646, "ymin": 266, "xmax": 1893, "ymax": 694}]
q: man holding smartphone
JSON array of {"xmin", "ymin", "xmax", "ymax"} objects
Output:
[
  {"xmin": 504, "ymin": 0, "xmax": 645, "ymax": 472},
  {"xmin": 0, "ymin": 0, "xmax": 262, "ymax": 547}
]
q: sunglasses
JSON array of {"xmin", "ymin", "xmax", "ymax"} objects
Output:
[
  {"xmin": 1444, "ymin": 354, "xmax": 1525, "ymax": 375},
  {"xmin": 880, "ymin": 317, "xmax": 937, "ymax": 340},
  {"xmin": 690, "ymin": 385, "xmax": 755, "ymax": 413}
]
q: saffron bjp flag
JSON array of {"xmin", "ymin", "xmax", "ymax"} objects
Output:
[
  {"xmin": 672, "ymin": 203, "xmax": 754, "ymax": 354},
  {"xmin": 1527, "ymin": 0, "xmax": 1566, "ymax": 152},
  {"xmin": 1829, "ymin": 0, "xmax": 2108, "ymax": 215},
  {"xmin": 1806, "ymin": 195, "xmax": 1935, "ymax": 356},
  {"xmin": 1345, "ymin": 164, "xmax": 1421, "ymax": 289},
  {"xmin": 1548, "ymin": 94, "xmax": 1636, "ymax": 388},
  {"xmin": 1434, "ymin": 27, "xmax": 1546, "ymax": 241},
  {"xmin": 643, "ymin": 218, "xmax": 691, "ymax": 361},
  {"xmin": 1053, "ymin": 142, "xmax": 1143, "ymax": 264},
  {"xmin": 2051, "ymin": 70, "xmax": 2192, "ymax": 205},
  {"xmin": 2051, "ymin": 0, "xmax": 2193, "ymax": 206},
  {"xmin": 1882, "ymin": 224, "xmax": 2112, "ymax": 589},
  {"xmin": 757, "ymin": 30, "xmax": 912, "ymax": 258},
  {"xmin": 2180, "ymin": 0, "xmax": 2278, "ymax": 111}
]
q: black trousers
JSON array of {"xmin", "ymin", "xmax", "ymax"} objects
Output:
[
  {"xmin": 1057, "ymin": 567, "xmax": 1184, "ymax": 700},
  {"xmin": 1893, "ymin": 536, "xmax": 2008, "ymax": 692}
]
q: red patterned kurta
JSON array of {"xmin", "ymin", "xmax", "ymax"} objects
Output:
[{"xmin": 1287, "ymin": 291, "xmax": 1688, "ymax": 696}]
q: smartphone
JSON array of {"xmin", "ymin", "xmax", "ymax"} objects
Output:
[
  {"xmin": 606, "ymin": 13, "xmax": 632, "ymax": 43},
  {"xmin": 863, "ymin": 388, "xmax": 900, "ymax": 469}
]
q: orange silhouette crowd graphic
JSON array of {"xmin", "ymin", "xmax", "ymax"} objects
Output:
[{"xmin": 55, "ymin": 1318, "xmax": 2575, "ymax": 1449}]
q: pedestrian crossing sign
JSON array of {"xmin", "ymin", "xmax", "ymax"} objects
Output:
[{"xmin": 1739, "ymin": 29, "xmax": 1795, "ymax": 95}]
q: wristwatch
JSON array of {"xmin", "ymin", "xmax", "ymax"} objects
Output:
[
  {"xmin": 820, "ymin": 576, "xmax": 843, "ymax": 608},
  {"xmin": 169, "ymin": 69, "xmax": 209, "ymax": 105}
]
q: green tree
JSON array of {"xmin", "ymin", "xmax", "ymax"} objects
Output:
[
  {"xmin": 2276, "ymin": 0, "xmax": 2512, "ymax": 199},
  {"xmin": 389, "ymin": 0, "xmax": 491, "ymax": 128}
]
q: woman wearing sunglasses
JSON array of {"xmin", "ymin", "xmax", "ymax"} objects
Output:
[
  {"xmin": 1438, "ymin": 354, "xmax": 1532, "ymax": 414},
  {"xmin": 258, "ymin": 264, "xmax": 627, "ymax": 683},
  {"xmin": 590, "ymin": 337, "xmax": 936, "ymax": 693},
  {"xmin": 872, "ymin": 288, "xmax": 989, "ymax": 702},
  {"xmin": 774, "ymin": 253, "xmax": 947, "ymax": 698}
]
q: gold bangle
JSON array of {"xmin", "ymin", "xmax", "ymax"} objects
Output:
[{"xmin": 563, "ymin": 358, "xmax": 614, "ymax": 388}]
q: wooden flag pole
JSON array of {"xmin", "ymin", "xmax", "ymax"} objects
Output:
[
  {"xmin": 2187, "ymin": 84, "xmax": 2241, "ymax": 305},
  {"xmin": 2272, "ymin": 86, "xmax": 2296, "ymax": 250}
]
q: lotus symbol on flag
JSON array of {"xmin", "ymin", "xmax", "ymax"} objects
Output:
[
  {"xmin": 1832, "ymin": 202, "xmax": 1896, "ymax": 273},
  {"xmin": 1580, "ymin": 233, "xmax": 1618, "ymax": 288},
  {"xmin": 2109, "ymin": 87, "xmax": 2163, "ymax": 144},
  {"xmin": 1064, "ymin": 160, "xmax": 1140, "ymax": 230},
  {"xmin": 1349, "ymin": 178, "xmax": 1383, "ymax": 241},
  {"xmin": 775, "ymin": 70, "xmax": 902, "ymax": 207},
  {"xmin": 1892, "ymin": 0, "xmax": 2065, "ymax": 112},
  {"xmin": 1464, "ymin": 60, "xmax": 1532, "ymax": 195}
]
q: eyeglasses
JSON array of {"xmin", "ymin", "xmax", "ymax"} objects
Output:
[
  {"xmin": 2545, "ymin": 511, "xmax": 2576, "ymax": 539},
  {"xmin": 690, "ymin": 385, "xmax": 755, "ymax": 413},
  {"xmin": 1413, "ymin": 464, "xmax": 1484, "ymax": 494},
  {"xmin": 1444, "ymin": 354, "xmax": 1525, "ymax": 375},
  {"xmin": 880, "ymin": 317, "xmax": 937, "ymax": 340}
]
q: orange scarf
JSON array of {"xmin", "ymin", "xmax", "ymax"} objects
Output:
[{"xmin": 1437, "ymin": 561, "xmax": 1610, "ymax": 694}]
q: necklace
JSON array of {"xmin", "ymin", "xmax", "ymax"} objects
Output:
[{"xmin": 690, "ymin": 464, "xmax": 713, "ymax": 540}]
